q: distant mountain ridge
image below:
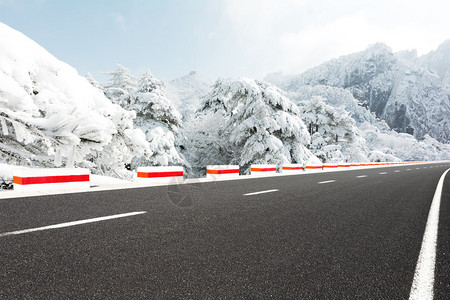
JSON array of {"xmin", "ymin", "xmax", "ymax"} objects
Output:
[{"xmin": 265, "ymin": 42, "xmax": 450, "ymax": 143}]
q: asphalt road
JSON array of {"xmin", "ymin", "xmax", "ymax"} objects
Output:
[{"xmin": 0, "ymin": 163, "xmax": 449, "ymax": 299}]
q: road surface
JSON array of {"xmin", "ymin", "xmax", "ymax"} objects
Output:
[{"xmin": 0, "ymin": 162, "xmax": 449, "ymax": 299}]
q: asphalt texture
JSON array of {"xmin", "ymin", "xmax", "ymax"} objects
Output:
[{"xmin": 0, "ymin": 163, "xmax": 449, "ymax": 299}]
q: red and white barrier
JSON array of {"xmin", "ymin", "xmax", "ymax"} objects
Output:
[
  {"xmin": 136, "ymin": 166, "xmax": 184, "ymax": 183},
  {"xmin": 13, "ymin": 168, "xmax": 90, "ymax": 192},
  {"xmin": 282, "ymin": 164, "xmax": 303, "ymax": 174},
  {"xmin": 206, "ymin": 165, "xmax": 239, "ymax": 179},
  {"xmin": 250, "ymin": 164, "xmax": 277, "ymax": 175},
  {"xmin": 305, "ymin": 163, "xmax": 323, "ymax": 171},
  {"xmin": 338, "ymin": 163, "xmax": 351, "ymax": 168},
  {"xmin": 323, "ymin": 162, "xmax": 339, "ymax": 169}
]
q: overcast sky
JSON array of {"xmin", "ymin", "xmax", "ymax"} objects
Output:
[{"xmin": 1, "ymin": 0, "xmax": 449, "ymax": 82}]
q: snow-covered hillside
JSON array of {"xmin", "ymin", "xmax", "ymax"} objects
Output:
[
  {"xmin": 266, "ymin": 43, "xmax": 450, "ymax": 143},
  {"xmin": 0, "ymin": 22, "xmax": 149, "ymax": 179},
  {"xmin": 166, "ymin": 71, "xmax": 213, "ymax": 120}
]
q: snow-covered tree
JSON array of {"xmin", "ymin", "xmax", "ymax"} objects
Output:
[
  {"xmin": 360, "ymin": 122, "xmax": 450, "ymax": 161},
  {"xmin": 103, "ymin": 67, "xmax": 185, "ymax": 168},
  {"xmin": 299, "ymin": 96, "xmax": 369, "ymax": 162},
  {"xmin": 185, "ymin": 78, "xmax": 318, "ymax": 174},
  {"xmin": 86, "ymin": 73, "xmax": 103, "ymax": 91},
  {"xmin": 103, "ymin": 64, "xmax": 136, "ymax": 108}
]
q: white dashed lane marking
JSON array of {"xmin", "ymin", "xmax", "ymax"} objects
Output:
[
  {"xmin": 318, "ymin": 180, "xmax": 336, "ymax": 184},
  {"xmin": 356, "ymin": 175, "xmax": 367, "ymax": 178},
  {"xmin": 379, "ymin": 172, "xmax": 388, "ymax": 175},
  {"xmin": 0, "ymin": 211, "xmax": 147, "ymax": 238},
  {"xmin": 244, "ymin": 189, "xmax": 279, "ymax": 196}
]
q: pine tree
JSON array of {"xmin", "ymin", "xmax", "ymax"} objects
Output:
[
  {"xmin": 103, "ymin": 64, "xmax": 136, "ymax": 108},
  {"xmin": 186, "ymin": 78, "xmax": 317, "ymax": 174},
  {"xmin": 299, "ymin": 96, "xmax": 368, "ymax": 162},
  {"xmin": 103, "ymin": 67, "xmax": 185, "ymax": 168}
]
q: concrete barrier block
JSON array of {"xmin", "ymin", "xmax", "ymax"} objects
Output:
[
  {"xmin": 338, "ymin": 163, "xmax": 351, "ymax": 168},
  {"xmin": 250, "ymin": 164, "xmax": 277, "ymax": 175},
  {"xmin": 136, "ymin": 166, "xmax": 184, "ymax": 184},
  {"xmin": 206, "ymin": 165, "xmax": 240, "ymax": 179},
  {"xmin": 305, "ymin": 163, "xmax": 323, "ymax": 171},
  {"xmin": 282, "ymin": 164, "xmax": 303, "ymax": 173},
  {"xmin": 323, "ymin": 163, "xmax": 339, "ymax": 169},
  {"xmin": 13, "ymin": 168, "xmax": 90, "ymax": 192}
]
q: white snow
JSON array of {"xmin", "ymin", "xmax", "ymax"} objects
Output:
[
  {"xmin": 0, "ymin": 22, "xmax": 149, "ymax": 179},
  {"xmin": 90, "ymin": 174, "xmax": 131, "ymax": 186}
]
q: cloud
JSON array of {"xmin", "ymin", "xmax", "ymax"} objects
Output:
[
  {"xmin": 278, "ymin": 11, "xmax": 374, "ymax": 74},
  {"xmin": 218, "ymin": 0, "xmax": 450, "ymax": 77},
  {"xmin": 222, "ymin": 0, "xmax": 307, "ymax": 42}
]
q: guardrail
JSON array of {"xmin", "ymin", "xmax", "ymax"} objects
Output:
[{"xmin": 10, "ymin": 161, "xmax": 435, "ymax": 191}]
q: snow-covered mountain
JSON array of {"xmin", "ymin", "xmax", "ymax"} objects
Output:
[
  {"xmin": 417, "ymin": 40, "xmax": 450, "ymax": 84},
  {"xmin": 166, "ymin": 71, "xmax": 213, "ymax": 120},
  {"xmin": 266, "ymin": 43, "xmax": 450, "ymax": 143},
  {"xmin": 0, "ymin": 22, "xmax": 149, "ymax": 179}
]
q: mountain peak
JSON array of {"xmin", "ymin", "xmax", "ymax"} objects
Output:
[
  {"xmin": 436, "ymin": 39, "xmax": 450, "ymax": 51},
  {"xmin": 364, "ymin": 43, "xmax": 392, "ymax": 56}
]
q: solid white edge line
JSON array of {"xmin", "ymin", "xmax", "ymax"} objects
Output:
[
  {"xmin": 243, "ymin": 189, "xmax": 279, "ymax": 196},
  {"xmin": 0, "ymin": 211, "xmax": 147, "ymax": 238},
  {"xmin": 318, "ymin": 180, "xmax": 336, "ymax": 184},
  {"xmin": 409, "ymin": 168, "xmax": 450, "ymax": 300}
]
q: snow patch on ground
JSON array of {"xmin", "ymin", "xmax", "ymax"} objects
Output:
[{"xmin": 90, "ymin": 174, "xmax": 131, "ymax": 186}]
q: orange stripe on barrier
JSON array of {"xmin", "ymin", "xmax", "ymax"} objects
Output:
[
  {"xmin": 282, "ymin": 167, "xmax": 302, "ymax": 170},
  {"xmin": 207, "ymin": 169, "xmax": 239, "ymax": 174},
  {"xmin": 138, "ymin": 171, "xmax": 183, "ymax": 178},
  {"xmin": 13, "ymin": 176, "xmax": 22, "ymax": 185},
  {"xmin": 324, "ymin": 165, "xmax": 338, "ymax": 168},
  {"xmin": 137, "ymin": 172, "xmax": 148, "ymax": 178},
  {"xmin": 251, "ymin": 168, "xmax": 276, "ymax": 172},
  {"xmin": 305, "ymin": 166, "xmax": 322, "ymax": 169}
]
